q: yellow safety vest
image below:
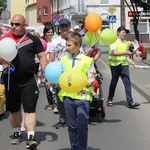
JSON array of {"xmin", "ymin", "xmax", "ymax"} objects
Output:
[
  {"xmin": 58, "ymin": 55, "xmax": 94, "ymax": 102},
  {"xmin": 107, "ymin": 39, "xmax": 129, "ymax": 66}
]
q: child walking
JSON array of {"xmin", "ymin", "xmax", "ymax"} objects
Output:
[{"xmin": 58, "ymin": 32, "xmax": 96, "ymax": 150}]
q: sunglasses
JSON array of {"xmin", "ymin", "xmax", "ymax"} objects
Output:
[{"xmin": 10, "ymin": 22, "xmax": 23, "ymax": 27}]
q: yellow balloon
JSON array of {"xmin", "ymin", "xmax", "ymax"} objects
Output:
[
  {"xmin": 128, "ymin": 41, "xmax": 132, "ymax": 46},
  {"xmin": 59, "ymin": 70, "xmax": 88, "ymax": 93}
]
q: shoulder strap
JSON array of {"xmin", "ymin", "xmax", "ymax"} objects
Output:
[{"xmin": 17, "ymin": 32, "xmax": 27, "ymax": 44}]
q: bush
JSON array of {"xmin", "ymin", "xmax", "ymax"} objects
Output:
[{"xmin": 146, "ymin": 48, "xmax": 150, "ymax": 54}]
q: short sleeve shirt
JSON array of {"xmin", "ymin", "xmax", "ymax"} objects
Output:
[
  {"xmin": 0, "ymin": 32, "xmax": 44, "ymax": 79},
  {"xmin": 47, "ymin": 36, "xmax": 68, "ymax": 61}
]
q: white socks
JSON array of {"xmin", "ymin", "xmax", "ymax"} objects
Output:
[
  {"xmin": 27, "ymin": 131, "xmax": 35, "ymax": 139},
  {"xmin": 13, "ymin": 127, "xmax": 21, "ymax": 135}
]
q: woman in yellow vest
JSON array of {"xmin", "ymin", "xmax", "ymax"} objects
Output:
[
  {"xmin": 58, "ymin": 32, "xmax": 96, "ymax": 150},
  {"xmin": 107, "ymin": 26, "xmax": 140, "ymax": 108}
]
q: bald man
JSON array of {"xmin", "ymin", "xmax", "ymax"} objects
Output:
[{"xmin": 0, "ymin": 14, "xmax": 48, "ymax": 149}]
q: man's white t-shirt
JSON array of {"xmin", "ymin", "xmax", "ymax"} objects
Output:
[{"xmin": 47, "ymin": 36, "xmax": 68, "ymax": 61}]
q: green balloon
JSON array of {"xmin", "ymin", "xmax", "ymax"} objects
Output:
[
  {"xmin": 84, "ymin": 31, "xmax": 101, "ymax": 46},
  {"xmin": 100, "ymin": 28, "xmax": 117, "ymax": 45}
]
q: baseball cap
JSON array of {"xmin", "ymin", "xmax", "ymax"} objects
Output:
[
  {"xmin": 59, "ymin": 18, "xmax": 71, "ymax": 26},
  {"xmin": 74, "ymin": 25, "xmax": 80, "ymax": 30},
  {"xmin": 117, "ymin": 26, "xmax": 130, "ymax": 34},
  {"xmin": 69, "ymin": 28, "xmax": 74, "ymax": 32}
]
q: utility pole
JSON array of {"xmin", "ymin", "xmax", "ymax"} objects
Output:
[
  {"xmin": 121, "ymin": 0, "xmax": 125, "ymax": 26},
  {"xmin": 55, "ymin": 0, "xmax": 59, "ymax": 33},
  {"xmin": 50, "ymin": 0, "xmax": 54, "ymax": 26}
]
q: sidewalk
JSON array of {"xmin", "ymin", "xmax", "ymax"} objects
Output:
[
  {"xmin": 142, "ymin": 43, "xmax": 150, "ymax": 48},
  {"xmin": 101, "ymin": 44, "xmax": 150, "ymax": 102}
]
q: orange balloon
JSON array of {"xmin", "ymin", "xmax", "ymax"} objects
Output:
[{"xmin": 85, "ymin": 13, "xmax": 102, "ymax": 33}]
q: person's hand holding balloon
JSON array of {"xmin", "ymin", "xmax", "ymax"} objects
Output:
[
  {"xmin": 84, "ymin": 48, "xmax": 92, "ymax": 56},
  {"xmin": 0, "ymin": 58, "xmax": 10, "ymax": 69}
]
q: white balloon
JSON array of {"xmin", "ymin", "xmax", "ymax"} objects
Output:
[{"xmin": 0, "ymin": 37, "xmax": 18, "ymax": 61}]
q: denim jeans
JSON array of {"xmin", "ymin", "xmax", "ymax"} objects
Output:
[
  {"xmin": 64, "ymin": 97, "xmax": 90, "ymax": 150},
  {"xmin": 108, "ymin": 65, "xmax": 133, "ymax": 105}
]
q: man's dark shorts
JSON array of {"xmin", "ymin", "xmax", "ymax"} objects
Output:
[{"xmin": 5, "ymin": 75, "xmax": 39, "ymax": 113}]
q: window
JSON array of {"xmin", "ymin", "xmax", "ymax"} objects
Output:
[
  {"xmin": 43, "ymin": 6, "xmax": 48, "ymax": 15},
  {"xmin": 100, "ymin": 0, "xmax": 108, "ymax": 4},
  {"xmin": 138, "ymin": 23, "xmax": 147, "ymax": 33},
  {"xmin": 130, "ymin": 19, "xmax": 148, "ymax": 33},
  {"xmin": 37, "ymin": 9, "xmax": 41, "ymax": 21},
  {"xmin": 25, "ymin": 0, "xmax": 29, "ymax": 5},
  {"xmin": 78, "ymin": 0, "xmax": 85, "ymax": 12},
  {"xmin": 38, "ymin": 9, "xmax": 41, "ymax": 16}
]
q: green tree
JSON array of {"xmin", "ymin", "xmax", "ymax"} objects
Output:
[
  {"xmin": 124, "ymin": 0, "xmax": 150, "ymax": 41},
  {"xmin": 0, "ymin": 0, "xmax": 7, "ymax": 15},
  {"xmin": 136, "ymin": 0, "xmax": 150, "ymax": 12}
]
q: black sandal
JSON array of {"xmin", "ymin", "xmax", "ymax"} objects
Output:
[{"xmin": 129, "ymin": 102, "xmax": 140, "ymax": 108}]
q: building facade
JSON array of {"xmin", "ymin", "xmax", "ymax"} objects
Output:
[
  {"xmin": 2, "ymin": 0, "xmax": 150, "ymax": 42},
  {"xmin": 36, "ymin": 0, "xmax": 52, "ymax": 24},
  {"xmin": 10, "ymin": 0, "xmax": 36, "ymax": 20},
  {"xmin": 25, "ymin": 3, "xmax": 38, "ymax": 26},
  {"xmin": 51, "ymin": 0, "xmax": 150, "ymax": 42}
]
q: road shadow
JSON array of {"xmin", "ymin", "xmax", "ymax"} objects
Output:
[
  {"xmin": 112, "ymin": 100, "xmax": 127, "ymax": 106},
  {"xmin": 88, "ymin": 117, "xmax": 105, "ymax": 125},
  {"xmin": 88, "ymin": 118, "xmax": 121, "ymax": 125},
  {"xmin": 36, "ymin": 131, "xmax": 58, "ymax": 143},
  {"xmin": 58, "ymin": 147, "xmax": 100, "ymax": 150},
  {"xmin": 36, "ymin": 120, "xmax": 45, "ymax": 127},
  {"xmin": 103, "ymin": 118, "xmax": 122, "ymax": 123}
]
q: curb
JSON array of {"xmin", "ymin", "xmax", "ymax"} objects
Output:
[
  {"xmin": 131, "ymin": 82, "xmax": 150, "ymax": 102},
  {"xmin": 142, "ymin": 60, "xmax": 150, "ymax": 66}
]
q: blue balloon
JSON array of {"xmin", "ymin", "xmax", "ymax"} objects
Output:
[{"xmin": 44, "ymin": 61, "xmax": 65, "ymax": 83}]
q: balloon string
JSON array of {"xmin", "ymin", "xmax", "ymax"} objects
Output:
[
  {"xmin": 91, "ymin": 33, "xmax": 95, "ymax": 47},
  {"xmin": 89, "ymin": 33, "xmax": 96, "ymax": 48},
  {"xmin": 90, "ymin": 33, "xmax": 101, "ymax": 48},
  {"xmin": 91, "ymin": 37, "xmax": 101, "ymax": 47},
  {"xmin": 7, "ymin": 66, "xmax": 10, "ymax": 91}
]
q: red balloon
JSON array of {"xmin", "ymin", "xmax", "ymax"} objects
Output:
[
  {"xmin": 40, "ymin": 38, "xmax": 47, "ymax": 51},
  {"xmin": 85, "ymin": 13, "xmax": 102, "ymax": 33}
]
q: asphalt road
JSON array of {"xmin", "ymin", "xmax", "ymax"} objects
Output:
[{"xmin": 0, "ymin": 53, "xmax": 150, "ymax": 150}]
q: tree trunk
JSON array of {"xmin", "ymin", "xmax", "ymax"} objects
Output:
[{"xmin": 133, "ymin": 17, "xmax": 139, "ymax": 41}]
